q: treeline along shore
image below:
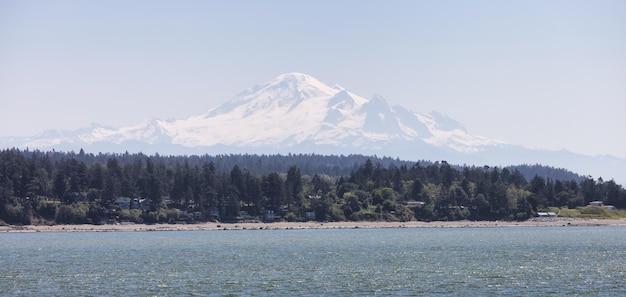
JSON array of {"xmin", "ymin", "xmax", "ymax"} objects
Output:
[{"xmin": 1, "ymin": 148, "xmax": 625, "ymax": 226}]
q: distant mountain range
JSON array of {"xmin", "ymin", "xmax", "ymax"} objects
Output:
[{"xmin": 2, "ymin": 72, "xmax": 624, "ymax": 184}]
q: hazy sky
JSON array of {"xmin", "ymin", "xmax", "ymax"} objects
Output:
[{"xmin": 1, "ymin": 0, "xmax": 624, "ymax": 158}]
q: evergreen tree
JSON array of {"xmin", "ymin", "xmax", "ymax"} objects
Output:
[{"xmin": 285, "ymin": 165, "xmax": 303, "ymax": 209}]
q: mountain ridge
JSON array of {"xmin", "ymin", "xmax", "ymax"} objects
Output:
[{"xmin": 1, "ymin": 72, "xmax": 624, "ymax": 184}]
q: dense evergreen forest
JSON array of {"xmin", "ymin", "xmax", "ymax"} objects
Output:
[{"xmin": 1, "ymin": 148, "xmax": 624, "ymax": 225}]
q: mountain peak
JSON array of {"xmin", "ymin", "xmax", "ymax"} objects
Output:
[
  {"xmin": 264, "ymin": 73, "xmax": 333, "ymax": 95},
  {"xmin": 273, "ymin": 72, "xmax": 317, "ymax": 82},
  {"xmin": 231, "ymin": 73, "xmax": 338, "ymax": 106}
]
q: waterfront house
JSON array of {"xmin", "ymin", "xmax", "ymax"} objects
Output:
[
  {"xmin": 115, "ymin": 197, "xmax": 131, "ymax": 209},
  {"xmin": 537, "ymin": 212, "xmax": 557, "ymax": 218},
  {"xmin": 406, "ymin": 201, "xmax": 426, "ymax": 207}
]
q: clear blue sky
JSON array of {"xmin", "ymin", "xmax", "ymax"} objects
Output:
[{"xmin": 1, "ymin": 0, "xmax": 624, "ymax": 158}]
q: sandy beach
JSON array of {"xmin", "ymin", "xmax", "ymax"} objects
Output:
[{"xmin": 2, "ymin": 218, "xmax": 626, "ymax": 233}]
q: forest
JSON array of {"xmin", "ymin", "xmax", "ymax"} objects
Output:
[{"xmin": 1, "ymin": 148, "xmax": 624, "ymax": 225}]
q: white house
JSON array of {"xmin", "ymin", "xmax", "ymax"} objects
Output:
[{"xmin": 537, "ymin": 212, "xmax": 557, "ymax": 217}]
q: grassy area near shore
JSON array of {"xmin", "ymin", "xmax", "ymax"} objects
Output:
[{"xmin": 548, "ymin": 206, "xmax": 626, "ymax": 219}]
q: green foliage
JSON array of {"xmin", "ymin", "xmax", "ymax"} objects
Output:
[
  {"xmin": 350, "ymin": 206, "xmax": 381, "ymax": 221},
  {"xmin": 285, "ymin": 212, "xmax": 299, "ymax": 222},
  {"xmin": 577, "ymin": 206, "xmax": 615, "ymax": 218},
  {"xmin": 0, "ymin": 149, "xmax": 624, "ymax": 225},
  {"xmin": 2, "ymin": 202, "xmax": 25, "ymax": 224},
  {"xmin": 144, "ymin": 211, "xmax": 159, "ymax": 224},
  {"xmin": 329, "ymin": 204, "xmax": 346, "ymax": 221},
  {"xmin": 372, "ymin": 187, "xmax": 395, "ymax": 205},
  {"xmin": 56, "ymin": 202, "xmax": 89, "ymax": 224},
  {"xmin": 36, "ymin": 200, "xmax": 58, "ymax": 221},
  {"xmin": 554, "ymin": 206, "xmax": 626, "ymax": 219},
  {"xmin": 119, "ymin": 209, "xmax": 143, "ymax": 223}
]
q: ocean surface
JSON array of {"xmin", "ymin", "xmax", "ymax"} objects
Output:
[{"xmin": 1, "ymin": 226, "xmax": 625, "ymax": 296}]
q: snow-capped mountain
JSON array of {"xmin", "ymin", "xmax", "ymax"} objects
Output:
[
  {"xmin": 1, "ymin": 72, "xmax": 624, "ymax": 183},
  {"xmin": 9, "ymin": 72, "xmax": 504, "ymax": 153},
  {"xmin": 154, "ymin": 72, "xmax": 504, "ymax": 152}
]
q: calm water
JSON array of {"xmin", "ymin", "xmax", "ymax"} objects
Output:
[{"xmin": 1, "ymin": 226, "xmax": 625, "ymax": 296}]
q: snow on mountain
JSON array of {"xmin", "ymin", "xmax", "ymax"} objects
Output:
[
  {"xmin": 79, "ymin": 118, "xmax": 173, "ymax": 145},
  {"xmin": 158, "ymin": 72, "xmax": 504, "ymax": 152},
  {"xmin": 1, "ymin": 72, "xmax": 624, "ymax": 183},
  {"xmin": 0, "ymin": 72, "xmax": 515, "ymax": 152},
  {"xmin": 167, "ymin": 73, "xmax": 352, "ymax": 147}
]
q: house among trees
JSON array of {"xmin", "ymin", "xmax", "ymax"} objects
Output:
[
  {"xmin": 264, "ymin": 210, "xmax": 280, "ymax": 222},
  {"xmin": 406, "ymin": 201, "xmax": 426, "ymax": 207},
  {"xmin": 589, "ymin": 201, "xmax": 604, "ymax": 207},
  {"xmin": 304, "ymin": 211, "xmax": 316, "ymax": 221},
  {"xmin": 115, "ymin": 197, "xmax": 131, "ymax": 209},
  {"xmin": 238, "ymin": 211, "xmax": 254, "ymax": 222},
  {"xmin": 537, "ymin": 212, "xmax": 557, "ymax": 218},
  {"xmin": 589, "ymin": 200, "xmax": 616, "ymax": 210},
  {"xmin": 115, "ymin": 197, "xmax": 151, "ymax": 210}
]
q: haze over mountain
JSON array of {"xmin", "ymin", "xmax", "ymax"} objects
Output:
[{"xmin": 1, "ymin": 73, "xmax": 624, "ymax": 184}]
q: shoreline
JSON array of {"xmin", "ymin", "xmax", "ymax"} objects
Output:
[{"xmin": 2, "ymin": 218, "xmax": 626, "ymax": 233}]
